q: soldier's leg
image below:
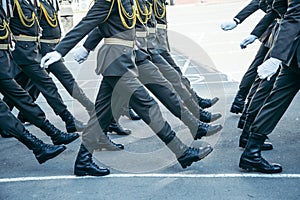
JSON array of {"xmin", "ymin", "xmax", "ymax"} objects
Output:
[
  {"xmin": 239, "ymin": 66, "xmax": 300, "ymax": 174},
  {"xmin": 250, "ymin": 66, "xmax": 299, "ymax": 135},
  {"xmin": 47, "ymin": 61, "xmax": 95, "ymax": 112},
  {"xmin": 239, "ymin": 70, "xmax": 280, "ymax": 150},
  {"xmin": 110, "ymin": 73, "xmax": 213, "ymax": 168},
  {"xmin": 159, "ymin": 50, "xmax": 219, "ymax": 109},
  {"xmin": 15, "ymin": 65, "xmax": 86, "ymax": 133},
  {"xmin": 38, "ymin": 42, "xmax": 93, "ymax": 112},
  {"xmin": 151, "ymin": 53, "xmax": 221, "ymax": 123},
  {"xmin": 0, "ymin": 99, "xmax": 66, "ymax": 164},
  {"xmin": 231, "ymin": 44, "xmax": 269, "ymax": 114},
  {"xmin": 137, "ymin": 59, "xmax": 222, "ymax": 139},
  {"xmin": 0, "ymin": 78, "xmax": 79, "ymax": 145}
]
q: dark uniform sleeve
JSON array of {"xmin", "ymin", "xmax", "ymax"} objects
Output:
[
  {"xmin": 234, "ymin": 0, "xmax": 261, "ymax": 23},
  {"xmin": 83, "ymin": 27, "xmax": 104, "ymax": 51},
  {"xmin": 55, "ymin": 0, "xmax": 112, "ymax": 56},
  {"xmin": 270, "ymin": 1, "xmax": 300, "ymax": 66},
  {"xmin": 250, "ymin": 0, "xmax": 288, "ymax": 38}
]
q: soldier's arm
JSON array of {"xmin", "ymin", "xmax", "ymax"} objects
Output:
[
  {"xmin": 54, "ymin": 0, "xmax": 112, "ymax": 56},
  {"xmin": 83, "ymin": 27, "xmax": 104, "ymax": 51}
]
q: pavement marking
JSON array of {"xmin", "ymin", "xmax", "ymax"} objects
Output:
[{"xmin": 1, "ymin": 174, "xmax": 300, "ymax": 183}]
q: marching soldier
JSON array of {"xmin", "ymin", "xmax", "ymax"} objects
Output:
[
  {"xmin": 239, "ymin": 0, "xmax": 300, "ymax": 174},
  {"xmin": 0, "ymin": 4, "xmax": 75, "ymax": 163},
  {"xmin": 221, "ymin": 0, "xmax": 269, "ymax": 115},
  {"xmin": 3, "ymin": 0, "xmax": 86, "ymax": 133},
  {"xmin": 238, "ymin": 0, "xmax": 288, "ymax": 151},
  {"xmin": 73, "ymin": 0, "xmax": 223, "ymax": 145},
  {"xmin": 145, "ymin": 0, "xmax": 222, "ymax": 122},
  {"xmin": 42, "ymin": 0, "xmax": 214, "ymax": 176},
  {"xmin": 153, "ymin": 0, "xmax": 219, "ymax": 109}
]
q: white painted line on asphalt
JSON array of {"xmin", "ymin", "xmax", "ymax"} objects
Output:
[{"xmin": 1, "ymin": 174, "xmax": 300, "ymax": 183}]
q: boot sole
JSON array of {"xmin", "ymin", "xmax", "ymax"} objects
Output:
[
  {"xmin": 74, "ymin": 170, "xmax": 110, "ymax": 176},
  {"xmin": 239, "ymin": 161, "xmax": 282, "ymax": 174},
  {"xmin": 37, "ymin": 146, "xmax": 66, "ymax": 164}
]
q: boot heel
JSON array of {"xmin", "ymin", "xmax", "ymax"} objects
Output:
[{"xmin": 239, "ymin": 162, "xmax": 256, "ymax": 172}]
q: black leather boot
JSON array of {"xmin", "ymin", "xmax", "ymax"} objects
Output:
[
  {"xmin": 199, "ymin": 109, "xmax": 222, "ymax": 123},
  {"xmin": 230, "ymin": 93, "xmax": 246, "ymax": 114},
  {"xmin": 197, "ymin": 96, "xmax": 219, "ymax": 109},
  {"xmin": 178, "ymin": 145, "xmax": 213, "ymax": 168},
  {"xmin": 194, "ymin": 122, "xmax": 223, "ymax": 140},
  {"xmin": 239, "ymin": 133, "xmax": 282, "ymax": 173},
  {"xmin": 105, "ymin": 120, "xmax": 131, "ymax": 135},
  {"xmin": 74, "ymin": 144, "xmax": 110, "ymax": 176},
  {"xmin": 59, "ymin": 110, "xmax": 87, "ymax": 132},
  {"xmin": 0, "ymin": 129, "xmax": 13, "ymax": 138},
  {"xmin": 40, "ymin": 120, "xmax": 80, "ymax": 145},
  {"xmin": 125, "ymin": 108, "xmax": 141, "ymax": 120},
  {"xmin": 17, "ymin": 129, "xmax": 66, "ymax": 164},
  {"xmin": 239, "ymin": 119, "xmax": 273, "ymax": 151}
]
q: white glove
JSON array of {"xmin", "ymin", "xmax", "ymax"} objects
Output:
[
  {"xmin": 40, "ymin": 51, "xmax": 62, "ymax": 68},
  {"xmin": 9, "ymin": 41, "xmax": 15, "ymax": 51},
  {"xmin": 73, "ymin": 46, "xmax": 90, "ymax": 64},
  {"xmin": 220, "ymin": 20, "xmax": 237, "ymax": 31},
  {"xmin": 240, "ymin": 35, "xmax": 258, "ymax": 49},
  {"xmin": 257, "ymin": 57, "xmax": 281, "ymax": 81}
]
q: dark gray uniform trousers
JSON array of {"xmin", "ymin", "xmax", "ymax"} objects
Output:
[
  {"xmin": 82, "ymin": 73, "xmax": 175, "ymax": 152},
  {"xmin": 246, "ymin": 69, "xmax": 280, "ymax": 121},
  {"xmin": 251, "ymin": 65, "xmax": 300, "ymax": 135},
  {"xmin": 24, "ymin": 42, "xmax": 94, "ymax": 111},
  {"xmin": 0, "ymin": 99, "xmax": 26, "ymax": 138},
  {"xmin": 150, "ymin": 53, "xmax": 201, "ymax": 117},
  {"xmin": 238, "ymin": 44, "xmax": 270, "ymax": 99},
  {"xmin": 136, "ymin": 58, "xmax": 199, "ymax": 135},
  {"xmin": 4, "ymin": 41, "xmax": 67, "ymax": 115}
]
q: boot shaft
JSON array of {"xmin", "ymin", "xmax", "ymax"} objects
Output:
[
  {"xmin": 243, "ymin": 132, "xmax": 268, "ymax": 159},
  {"xmin": 17, "ymin": 130, "xmax": 44, "ymax": 154}
]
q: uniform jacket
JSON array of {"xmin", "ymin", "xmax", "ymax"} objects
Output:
[
  {"xmin": 0, "ymin": 7, "xmax": 18, "ymax": 79},
  {"xmin": 251, "ymin": 0, "xmax": 288, "ymax": 39},
  {"xmin": 38, "ymin": 0, "xmax": 61, "ymax": 39},
  {"xmin": 234, "ymin": 0, "xmax": 266, "ymax": 23},
  {"xmin": 10, "ymin": 0, "xmax": 41, "ymax": 65},
  {"xmin": 270, "ymin": 0, "xmax": 300, "ymax": 68},
  {"xmin": 55, "ymin": 0, "xmax": 137, "ymax": 76}
]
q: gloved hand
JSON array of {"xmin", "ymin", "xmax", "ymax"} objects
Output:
[
  {"xmin": 257, "ymin": 57, "xmax": 281, "ymax": 81},
  {"xmin": 73, "ymin": 46, "xmax": 90, "ymax": 64},
  {"xmin": 40, "ymin": 51, "xmax": 62, "ymax": 68},
  {"xmin": 220, "ymin": 19, "xmax": 238, "ymax": 31},
  {"xmin": 240, "ymin": 35, "xmax": 258, "ymax": 49}
]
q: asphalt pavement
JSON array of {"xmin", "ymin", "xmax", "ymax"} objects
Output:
[{"xmin": 0, "ymin": 1, "xmax": 299, "ymax": 199}]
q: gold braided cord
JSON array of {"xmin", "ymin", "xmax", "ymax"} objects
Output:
[
  {"xmin": 153, "ymin": 0, "xmax": 165, "ymax": 19},
  {"xmin": 120, "ymin": 0, "xmax": 135, "ymax": 19},
  {"xmin": 40, "ymin": 3, "xmax": 58, "ymax": 28},
  {"xmin": 102, "ymin": 0, "xmax": 115, "ymax": 23},
  {"xmin": 13, "ymin": 0, "xmax": 36, "ymax": 27},
  {"xmin": 117, "ymin": 0, "xmax": 136, "ymax": 29},
  {"xmin": 135, "ymin": 0, "xmax": 152, "ymax": 24},
  {"xmin": 0, "ymin": 20, "xmax": 9, "ymax": 40}
]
